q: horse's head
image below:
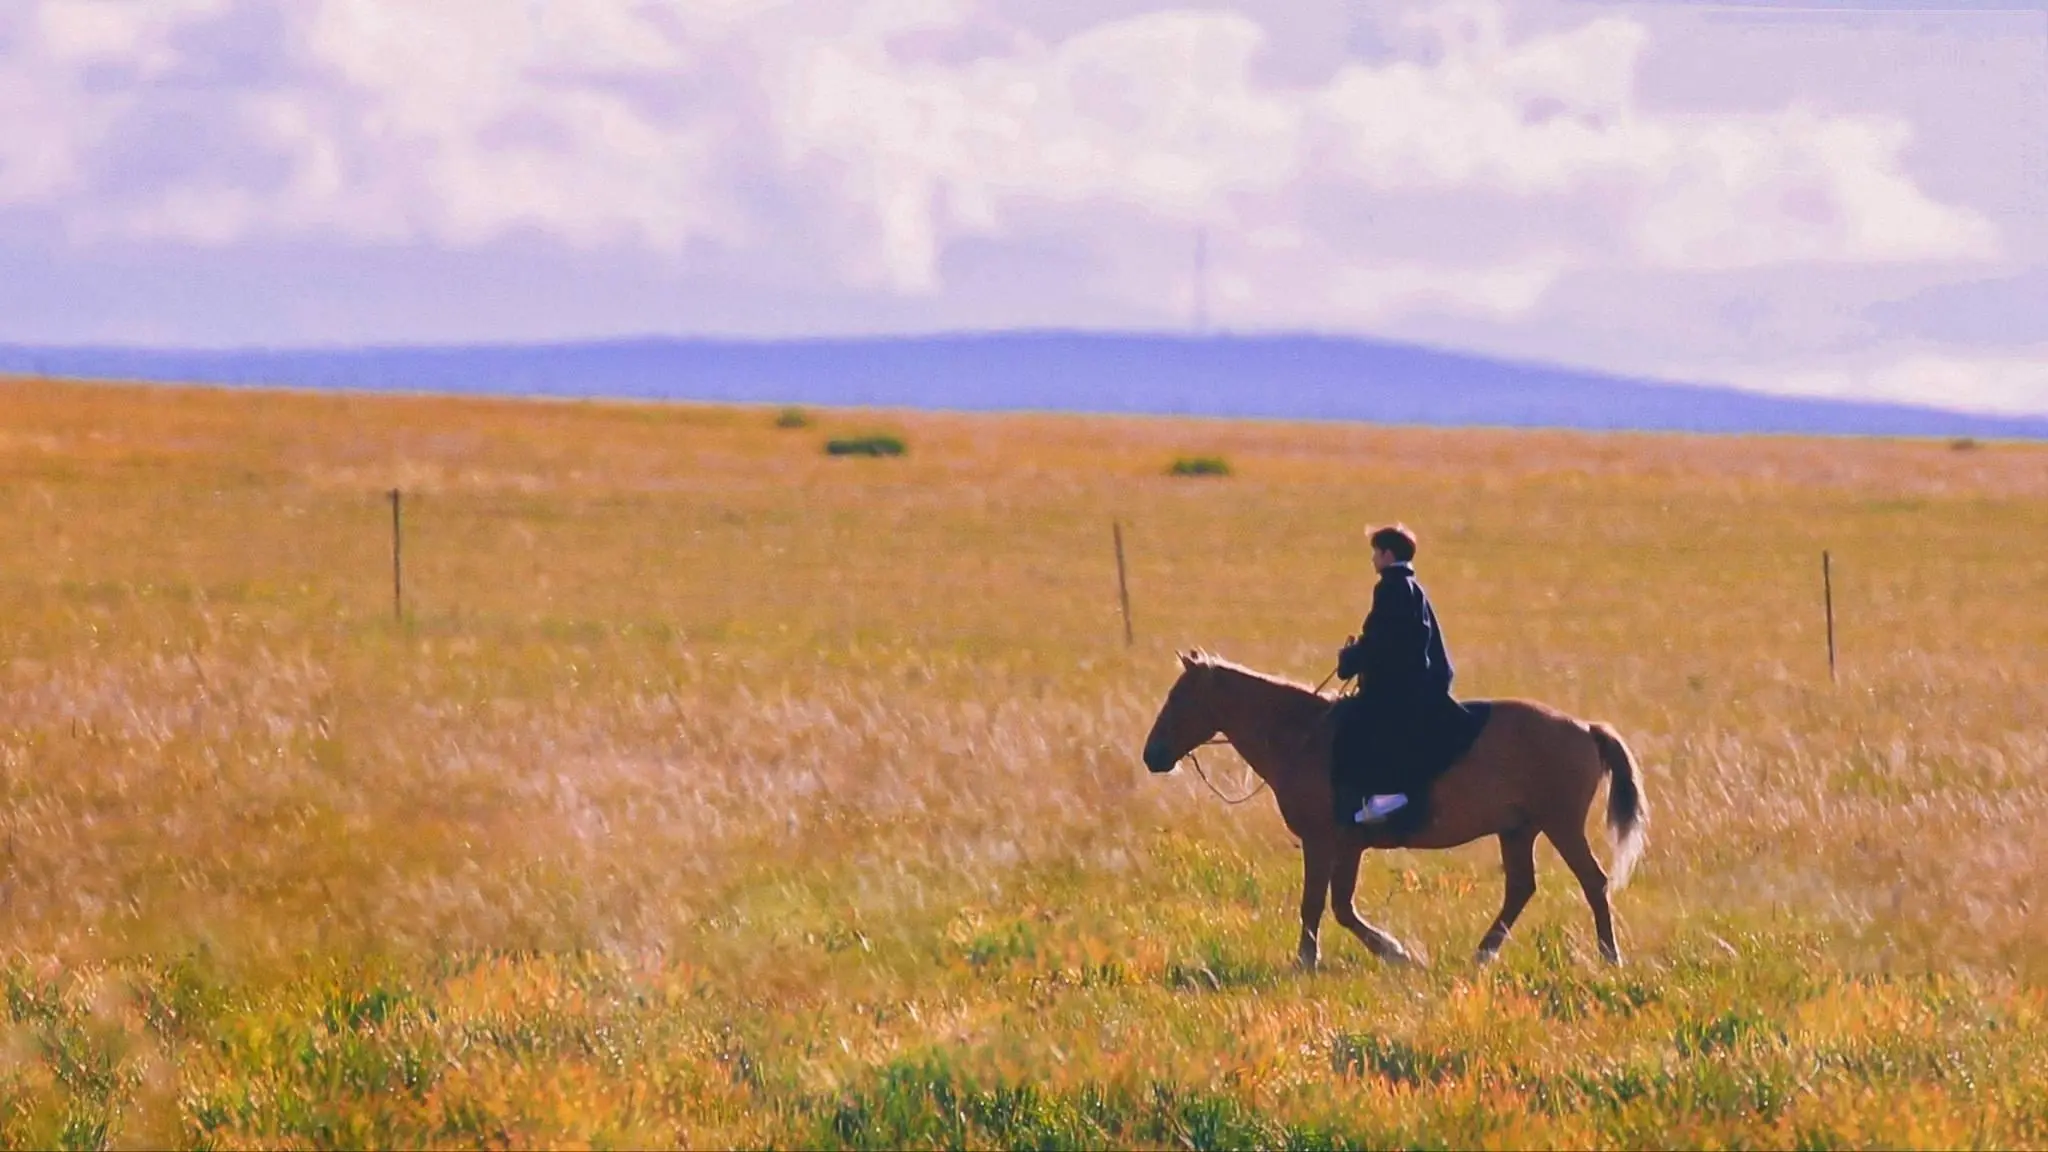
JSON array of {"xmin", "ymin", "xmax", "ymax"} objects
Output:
[{"xmin": 1142, "ymin": 650, "xmax": 1226, "ymax": 773}]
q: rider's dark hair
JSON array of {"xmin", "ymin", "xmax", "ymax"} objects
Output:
[{"xmin": 1369, "ymin": 524, "xmax": 1418, "ymax": 562}]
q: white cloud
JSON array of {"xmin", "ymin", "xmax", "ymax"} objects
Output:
[
  {"xmin": 0, "ymin": 61, "xmax": 77, "ymax": 202},
  {"xmin": 1630, "ymin": 105, "xmax": 1998, "ymax": 271},
  {"xmin": 281, "ymin": 0, "xmax": 744, "ymax": 249},
  {"xmin": 766, "ymin": 0, "xmax": 1999, "ymax": 297},
  {"xmin": 774, "ymin": 10, "xmax": 1305, "ymax": 289},
  {"xmin": 3, "ymin": 0, "xmax": 755, "ymax": 250},
  {"xmin": 1732, "ymin": 350, "xmax": 2048, "ymax": 417},
  {"xmin": 0, "ymin": 1, "xmax": 238, "ymax": 202},
  {"xmin": 1311, "ymin": 8, "xmax": 1655, "ymax": 195},
  {"xmin": 0, "ymin": 0, "xmax": 2018, "ymax": 350},
  {"xmin": 34, "ymin": 0, "xmax": 231, "ymax": 67},
  {"xmin": 1308, "ymin": 6, "xmax": 1995, "ymax": 272}
]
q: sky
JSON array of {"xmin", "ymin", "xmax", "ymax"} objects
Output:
[{"xmin": 0, "ymin": 0, "xmax": 2043, "ymax": 414}]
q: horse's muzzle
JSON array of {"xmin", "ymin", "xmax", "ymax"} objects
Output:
[{"xmin": 1142, "ymin": 740, "xmax": 1175, "ymax": 774}]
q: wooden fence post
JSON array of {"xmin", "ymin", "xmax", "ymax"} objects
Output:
[
  {"xmin": 1823, "ymin": 550, "xmax": 1835, "ymax": 683},
  {"xmin": 391, "ymin": 488, "xmax": 404, "ymax": 622},
  {"xmin": 1113, "ymin": 521, "xmax": 1134, "ymax": 647}
]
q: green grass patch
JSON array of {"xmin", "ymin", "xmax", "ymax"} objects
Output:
[
  {"xmin": 812, "ymin": 1057, "xmax": 1364, "ymax": 1151},
  {"xmin": 825, "ymin": 434, "xmax": 908, "ymax": 457},
  {"xmin": 1167, "ymin": 455, "xmax": 1231, "ymax": 477}
]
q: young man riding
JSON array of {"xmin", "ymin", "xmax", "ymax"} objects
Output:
[{"xmin": 1332, "ymin": 523, "xmax": 1456, "ymax": 826}]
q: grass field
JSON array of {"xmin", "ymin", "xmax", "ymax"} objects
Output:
[{"xmin": 2, "ymin": 374, "xmax": 2045, "ymax": 1149}]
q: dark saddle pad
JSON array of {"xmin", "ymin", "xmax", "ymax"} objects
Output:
[{"xmin": 1422, "ymin": 696, "xmax": 1493, "ymax": 778}]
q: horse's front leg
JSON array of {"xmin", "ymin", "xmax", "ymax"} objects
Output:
[
  {"xmin": 1330, "ymin": 842, "xmax": 1416, "ymax": 966},
  {"xmin": 1297, "ymin": 836, "xmax": 1333, "ymax": 970}
]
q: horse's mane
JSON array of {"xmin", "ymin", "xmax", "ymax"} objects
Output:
[{"xmin": 1182, "ymin": 649, "xmax": 1330, "ymax": 707}]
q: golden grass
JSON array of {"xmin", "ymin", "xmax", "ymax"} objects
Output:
[{"xmin": 1, "ymin": 374, "xmax": 2045, "ymax": 1148}]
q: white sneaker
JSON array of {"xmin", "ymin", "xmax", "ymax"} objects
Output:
[{"xmin": 1354, "ymin": 793, "xmax": 1409, "ymax": 824}]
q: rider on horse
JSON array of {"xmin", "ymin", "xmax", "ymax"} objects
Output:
[{"xmin": 1332, "ymin": 523, "xmax": 1457, "ymax": 826}]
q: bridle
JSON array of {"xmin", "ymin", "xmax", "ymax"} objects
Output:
[{"xmin": 1173, "ymin": 664, "xmax": 1342, "ymax": 807}]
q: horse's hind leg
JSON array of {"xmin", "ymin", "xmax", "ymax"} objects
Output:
[
  {"xmin": 1474, "ymin": 827, "xmax": 1537, "ymax": 964},
  {"xmin": 1329, "ymin": 844, "xmax": 1415, "ymax": 966},
  {"xmin": 1545, "ymin": 824, "xmax": 1620, "ymax": 964}
]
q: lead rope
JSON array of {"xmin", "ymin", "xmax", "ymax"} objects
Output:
[{"xmin": 1179, "ymin": 663, "xmax": 1342, "ymax": 807}]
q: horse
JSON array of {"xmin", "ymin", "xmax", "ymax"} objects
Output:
[{"xmin": 1140, "ymin": 649, "xmax": 1648, "ymax": 970}]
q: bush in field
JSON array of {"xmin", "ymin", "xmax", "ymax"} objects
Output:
[
  {"xmin": 775, "ymin": 407, "xmax": 811, "ymax": 429},
  {"xmin": 826, "ymin": 434, "xmax": 908, "ymax": 458},
  {"xmin": 1168, "ymin": 455, "xmax": 1231, "ymax": 477}
]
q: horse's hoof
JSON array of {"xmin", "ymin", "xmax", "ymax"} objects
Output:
[{"xmin": 1473, "ymin": 948, "xmax": 1499, "ymax": 967}]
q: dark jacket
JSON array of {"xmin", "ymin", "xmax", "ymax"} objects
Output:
[{"xmin": 1336, "ymin": 562, "xmax": 1453, "ymax": 701}]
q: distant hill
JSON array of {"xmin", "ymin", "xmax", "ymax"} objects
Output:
[{"xmin": 3, "ymin": 332, "xmax": 2043, "ymax": 439}]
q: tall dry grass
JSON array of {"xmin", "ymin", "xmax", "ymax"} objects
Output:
[{"xmin": 1, "ymin": 375, "xmax": 2045, "ymax": 1148}]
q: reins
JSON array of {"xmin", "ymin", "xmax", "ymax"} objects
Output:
[
  {"xmin": 1176, "ymin": 663, "xmax": 1342, "ymax": 807},
  {"xmin": 1183, "ymin": 738, "xmax": 1267, "ymax": 805}
]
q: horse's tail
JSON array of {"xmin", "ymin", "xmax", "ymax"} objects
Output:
[{"xmin": 1589, "ymin": 722, "xmax": 1648, "ymax": 890}]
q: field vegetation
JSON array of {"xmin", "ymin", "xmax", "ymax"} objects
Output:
[
  {"xmin": 823, "ymin": 433, "xmax": 909, "ymax": 458},
  {"xmin": 1, "ymin": 375, "xmax": 2045, "ymax": 1148},
  {"xmin": 1168, "ymin": 455, "xmax": 1233, "ymax": 477}
]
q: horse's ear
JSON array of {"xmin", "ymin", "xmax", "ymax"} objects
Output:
[{"xmin": 1177, "ymin": 650, "xmax": 1195, "ymax": 670}]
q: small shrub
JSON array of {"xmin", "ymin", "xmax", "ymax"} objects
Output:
[
  {"xmin": 774, "ymin": 407, "xmax": 810, "ymax": 429},
  {"xmin": 1168, "ymin": 455, "xmax": 1231, "ymax": 477},
  {"xmin": 1949, "ymin": 437, "xmax": 1978, "ymax": 452},
  {"xmin": 825, "ymin": 434, "xmax": 907, "ymax": 458}
]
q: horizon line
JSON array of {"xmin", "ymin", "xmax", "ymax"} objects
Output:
[{"xmin": 4, "ymin": 330, "xmax": 2043, "ymax": 428}]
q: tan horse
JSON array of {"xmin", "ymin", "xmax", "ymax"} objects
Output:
[{"xmin": 1140, "ymin": 650, "xmax": 1648, "ymax": 969}]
